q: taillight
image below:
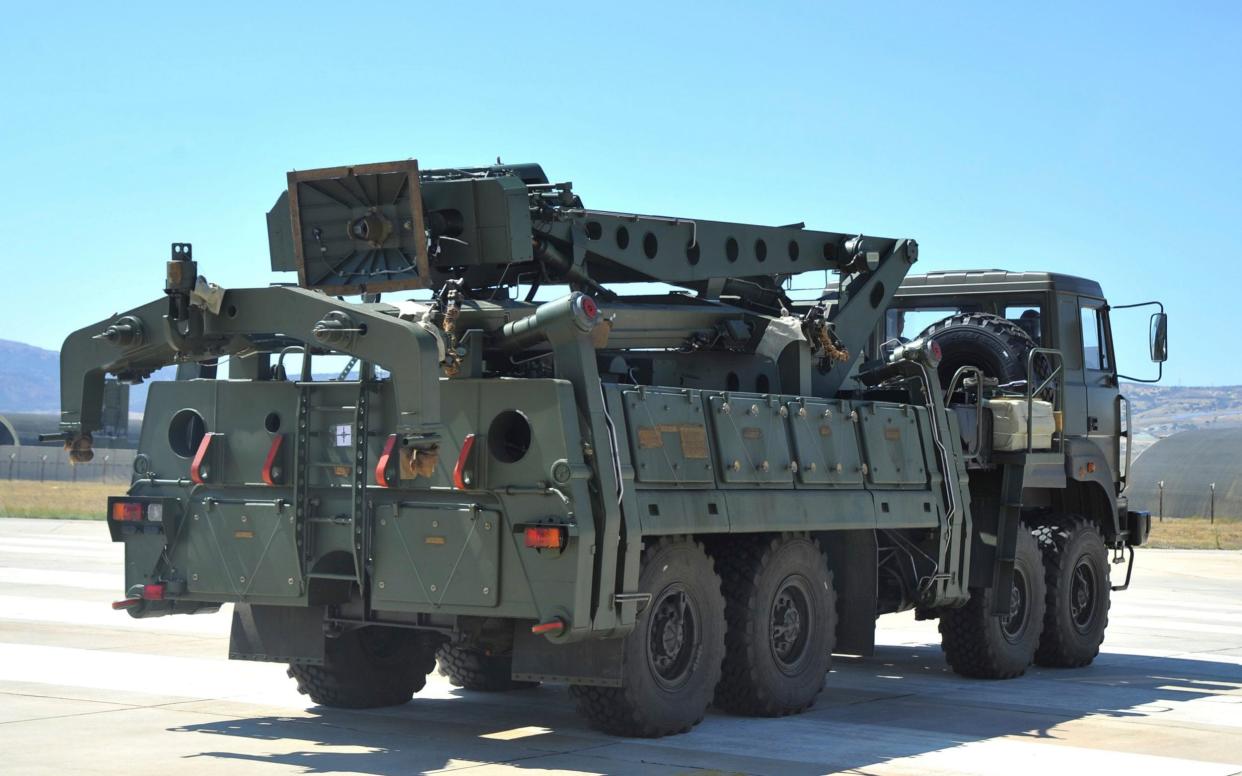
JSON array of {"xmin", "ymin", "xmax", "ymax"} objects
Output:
[
  {"xmin": 111, "ymin": 501, "xmax": 144, "ymax": 522},
  {"xmin": 524, "ymin": 525, "xmax": 566, "ymax": 550},
  {"xmin": 142, "ymin": 583, "xmax": 165, "ymax": 601},
  {"xmin": 453, "ymin": 434, "xmax": 477, "ymax": 490}
]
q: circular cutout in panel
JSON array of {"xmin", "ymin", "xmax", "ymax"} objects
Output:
[
  {"xmin": 585, "ymin": 221, "xmax": 603, "ymax": 240},
  {"xmin": 726, "ymin": 237, "xmax": 739, "ymax": 263},
  {"xmin": 488, "ymin": 410, "xmax": 533, "ymax": 464},
  {"xmin": 616, "ymin": 226, "xmax": 630, "ymax": 250},
  {"xmin": 168, "ymin": 409, "xmax": 206, "ymax": 458},
  {"xmin": 686, "ymin": 242, "xmax": 701, "ymax": 265},
  {"xmin": 643, "ymin": 232, "xmax": 659, "ymax": 259},
  {"xmin": 788, "ymin": 240, "xmax": 800, "ymax": 261},
  {"xmin": 755, "ymin": 239, "xmax": 768, "ymax": 263},
  {"xmin": 264, "ymin": 412, "xmax": 281, "ymax": 433}
]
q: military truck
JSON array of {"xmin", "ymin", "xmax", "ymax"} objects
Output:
[{"xmin": 55, "ymin": 160, "xmax": 1168, "ymax": 737}]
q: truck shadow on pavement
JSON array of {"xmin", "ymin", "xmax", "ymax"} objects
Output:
[{"xmin": 169, "ymin": 644, "xmax": 1242, "ymax": 775}]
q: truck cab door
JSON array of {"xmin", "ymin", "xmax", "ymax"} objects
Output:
[{"xmin": 1077, "ymin": 297, "xmax": 1120, "ymax": 486}]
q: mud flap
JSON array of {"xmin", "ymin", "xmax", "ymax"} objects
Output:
[
  {"xmin": 229, "ymin": 603, "xmax": 326, "ymax": 665},
  {"xmin": 511, "ymin": 625, "xmax": 624, "ymax": 687}
]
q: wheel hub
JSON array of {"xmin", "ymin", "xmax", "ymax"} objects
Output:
[
  {"xmin": 647, "ymin": 587, "xmax": 698, "ymax": 689},
  {"xmin": 999, "ymin": 569, "xmax": 1029, "ymax": 643},
  {"xmin": 1070, "ymin": 557, "xmax": 1098, "ymax": 633},
  {"xmin": 769, "ymin": 577, "xmax": 813, "ymax": 674}
]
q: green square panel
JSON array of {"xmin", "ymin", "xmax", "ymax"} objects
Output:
[
  {"xmin": 178, "ymin": 500, "xmax": 304, "ymax": 600},
  {"xmin": 622, "ymin": 388, "xmax": 715, "ymax": 485},
  {"xmin": 857, "ymin": 403, "xmax": 929, "ymax": 487},
  {"xmin": 786, "ymin": 400, "xmax": 864, "ymax": 487},
  {"xmin": 705, "ymin": 394, "xmax": 794, "ymax": 485},
  {"xmin": 371, "ymin": 503, "xmax": 500, "ymax": 609}
]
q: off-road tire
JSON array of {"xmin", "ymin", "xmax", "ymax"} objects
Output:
[
  {"xmin": 939, "ymin": 525, "xmax": 1046, "ymax": 679},
  {"xmin": 713, "ymin": 534, "xmax": 836, "ymax": 716},
  {"xmin": 436, "ymin": 644, "xmax": 538, "ymax": 691},
  {"xmin": 1032, "ymin": 516, "xmax": 1111, "ymax": 667},
  {"xmin": 918, "ymin": 312, "xmax": 1047, "ymax": 391},
  {"xmin": 287, "ymin": 626, "xmax": 438, "ymax": 709},
  {"xmin": 569, "ymin": 537, "xmax": 726, "ymax": 737}
]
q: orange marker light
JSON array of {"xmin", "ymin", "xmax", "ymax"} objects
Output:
[
  {"xmin": 524, "ymin": 525, "xmax": 566, "ymax": 551},
  {"xmin": 111, "ymin": 501, "xmax": 144, "ymax": 522}
]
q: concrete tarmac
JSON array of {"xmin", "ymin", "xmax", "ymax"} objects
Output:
[{"xmin": 1, "ymin": 517, "xmax": 1240, "ymax": 775}]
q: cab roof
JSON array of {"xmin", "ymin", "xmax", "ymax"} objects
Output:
[{"xmin": 891, "ymin": 270, "xmax": 1104, "ymax": 298}]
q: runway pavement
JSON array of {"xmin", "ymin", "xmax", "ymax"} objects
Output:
[{"xmin": 1, "ymin": 516, "xmax": 1240, "ymax": 775}]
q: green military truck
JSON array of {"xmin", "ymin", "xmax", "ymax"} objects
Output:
[{"xmin": 56, "ymin": 160, "xmax": 1167, "ymax": 737}]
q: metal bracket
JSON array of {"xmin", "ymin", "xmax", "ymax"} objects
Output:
[
  {"xmin": 1111, "ymin": 545, "xmax": 1135, "ymax": 591},
  {"xmin": 612, "ymin": 592, "xmax": 652, "ymax": 614}
]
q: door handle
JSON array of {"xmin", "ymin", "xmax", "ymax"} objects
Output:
[{"xmin": 1087, "ymin": 416, "xmax": 1099, "ymax": 432}]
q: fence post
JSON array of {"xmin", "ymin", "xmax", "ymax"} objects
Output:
[
  {"xmin": 7, "ymin": 453, "xmax": 13, "ymax": 481},
  {"xmin": 102, "ymin": 455, "xmax": 111, "ymax": 484},
  {"xmin": 1158, "ymin": 480, "xmax": 1164, "ymax": 522},
  {"xmin": 1210, "ymin": 483, "xmax": 1216, "ymax": 525},
  {"xmin": 39, "ymin": 455, "xmax": 47, "ymax": 483}
]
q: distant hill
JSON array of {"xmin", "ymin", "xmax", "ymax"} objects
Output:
[
  {"xmin": 0, "ymin": 339, "xmax": 60, "ymax": 412},
  {"xmin": 0, "ymin": 338, "xmax": 163, "ymax": 414}
]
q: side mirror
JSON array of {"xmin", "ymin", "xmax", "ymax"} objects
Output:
[{"xmin": 1149, "ymin": 312, "xmax": 1168, "ymax": 363}]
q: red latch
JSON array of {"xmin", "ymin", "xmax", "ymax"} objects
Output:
[
  {"xmin": 261, "ymin": 434, "xmax": 285, "ymax": 486},
  {"xmin": 190, "ymin": 432, "xmax": 222, "ymax": 484},
  {"xmin": 453, "ymin": 434, "xmax": 477, "ymax": 490},
  {"xmin": 375, "ymin": 434, "xmax": 399, "ymax": 488}
]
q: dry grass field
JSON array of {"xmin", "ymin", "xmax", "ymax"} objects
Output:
[
  {"xmin": 0, "ymin": 480, "xmax": 114, "ymax": 519},
  {"xmin": 1146, "ymin": 516, "xmax": 1242, "ymax": 550},
  {"xmin": 1, "ymin": 481, "xmax": 1239, "ymax": 549}
]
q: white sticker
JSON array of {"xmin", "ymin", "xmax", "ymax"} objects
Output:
[{"xmin": 334, "ymin": 424, "xmax": 353, "ymax": 447}]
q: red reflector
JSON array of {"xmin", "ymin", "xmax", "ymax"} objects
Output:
[
  {"xmin": 375, "ymin": 434, "xmax": 399, "ymax": 488},
  {"xmin": 453, "ymin": 434, "xmax": 477, "ymax": 490},
  {"xmin": 261, "ymin": 433, "xmax": 285, "ymax": 486},
  {"xmin": 111, "ymin": 501, "xmax": 144, "ymax": 522},
  {"xmin": 111, "ymin": 598, "xmax": 140, "ymax": 610},
  {"xmin": 142, "ymin": 584, "xmax": 165, "ymax": 601},
  {"xmin": 580, "ymin": 295, "xmax": 598, "ymax": 319},
  {"xmin": 524, "ymin": 525, "xmax": 566, "ymax": 550}
]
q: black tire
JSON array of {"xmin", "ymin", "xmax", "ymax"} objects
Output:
[
  {"xmin": 918, "ymin": 312, "xmax": 1047, "ymax": 391},
  {"xmin": 436, "ymin": 643, "xmax": 538, "ymax": 691},
  {"xmin": 1032, "ymin": 516, "xmax": 1111, "ymax": 667},
  {"xmin": 287, "ymin": 626, "xmax": 438, "ymax": 709},
  {"xmin": 939, "ymin": 526, "xmax": 1046, "ymax": 679},
  {"xmin": 714, "ymin": 534, "xmax": 836, "ymax": 716},
  {"xmin": 569, "ymin": 537, "xmax": 726, "ymax": 737}
]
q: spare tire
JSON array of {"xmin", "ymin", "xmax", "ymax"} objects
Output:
[{"xmin": 918, "ymin": 312, "xmax": 1048, "ymax": 392}]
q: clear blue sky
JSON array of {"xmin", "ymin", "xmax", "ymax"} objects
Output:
[{"xmin": 2, "ymin": 2, "xmax": 1238, "ymax": 385}]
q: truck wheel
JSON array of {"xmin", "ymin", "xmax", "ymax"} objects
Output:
[
  {"xmin": 714, "ymin": 534, "xmax": 836, "ymax": 716},
  {"xmin": 1032, "ymin": 517, "xmax": 1110, "ymax": 667},
  {"xmin": 436, "ymin": 643, "xmax": 538, "ymax": 691},
  {"xmin": 918, "ymin": 312, "xmax": 1046, "ymax": 391},
  {"xmin": 287, "ymin": 626, "xmax": 438, "ymax": 709},
  {"xmin": 569, "ymin": 537, "xmax": 726, "ymax": 737},
  {"xmin": 939, "ymin": 526, "xmax": 1046, "ymax": 678}
]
